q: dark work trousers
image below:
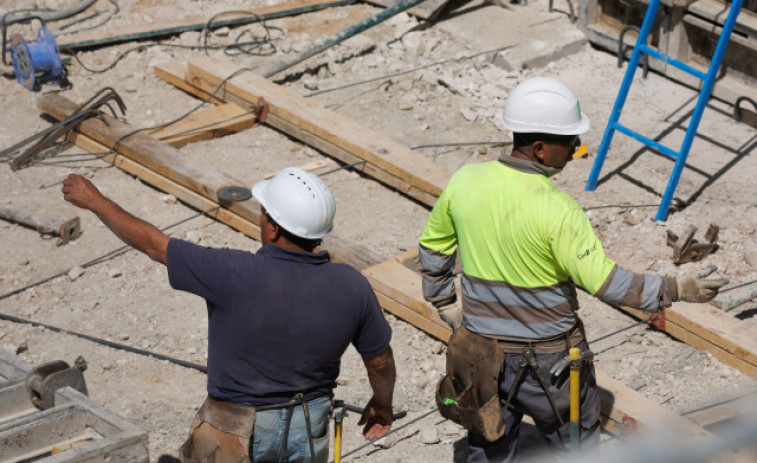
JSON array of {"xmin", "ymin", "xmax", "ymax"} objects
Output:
[{"xmin": 467, "ymin": 341, "xmax": 600, "ymax": 463}]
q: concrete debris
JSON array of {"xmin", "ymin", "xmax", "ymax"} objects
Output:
[
  {"xmin": 398, "ymin": 94, "xmax": 415, "ymax": 111},
  {"xmin": 108, "ymin": 268, "xmax": 123, "ymax": 278},
  {"xmin": 68, "ymin": 266, "xmax": 86, "ymax": 281},
  {"xmin": 461, "ymin": 107, "xmax": 477, "ymax": 122},
  {"xmin": 212, "ymin": 26, "xmax": 230, "ymax": 37},
  {"xmin": 179, "ymin": 31, "xmax": 201, "ymax": 47},
  {"xmin": 303, "ymin": 77, "xmax": 319, "ymax": 91},
  {"xmin": 441, "ymin": 423, "xmax": 460, "ymax": 436},
  {"xmin": 186, "ymin": 230, "xmax": 203, "ymax": 244},
  {"xmin": 160, "ymin": 194, "xmax": 177, "ymax": 204},
  {"xmin": 373, "ymin": 433, "xmax": 399, "ymax": 449},
  {"xmin": 419, "ymin": 427, "xmax": 440, "ymax": 444}
]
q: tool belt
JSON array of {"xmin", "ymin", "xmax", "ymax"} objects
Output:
[
  {"xmin": 435, "ymin": 326, "xmax": 505, "ymax": 442},
  {"xmin": 180, "ymin": 396, "xmax": 257, "ymax": 463}
]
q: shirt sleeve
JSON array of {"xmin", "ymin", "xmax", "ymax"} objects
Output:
[
  {"xmin": 549, "ymin": 206, "xmax": 616, "ymax": 295},
  {"xmin": 550, "ymin": 207, "xmax": 675, "ymax": 312},
  {"xmin": 351, "ymin": 275, "xmax": 392, "ymax": 357},
  {"xmin": 166, "ymin": 238, "xmax": 245, "ymax": 305},
  {"xmin": 418, "ymin": 186, "xmax": 458, "ymax": 307}
]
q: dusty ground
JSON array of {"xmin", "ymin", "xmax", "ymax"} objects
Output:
[{"xmin": 0, "ymin": 0, "xmax": 756, "ymax": 461}]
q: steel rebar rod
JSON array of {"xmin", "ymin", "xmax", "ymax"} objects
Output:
[{"xmin": 257, "ymin": 0, "xmax": 427, "ymax": 78}]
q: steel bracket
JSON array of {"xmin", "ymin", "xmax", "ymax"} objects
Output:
[{"xmin": 26, "ymin": 356, "xmax": 88, "ymax": 410}]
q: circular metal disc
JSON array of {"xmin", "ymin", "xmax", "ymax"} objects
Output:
[{"xmin": 217, "ymin": 185, "xmax": 252, "ymax": 202}]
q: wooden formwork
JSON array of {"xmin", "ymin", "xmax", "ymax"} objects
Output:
[
  {"xmin": 578, "ymin": 0, "xmax": 757, "ymax": 121},
  {"xmin": 36, "ymin": 58, "xmax": 756, "ymax": 455}
]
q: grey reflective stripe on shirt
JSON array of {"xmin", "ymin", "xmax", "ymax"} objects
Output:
[
  {"xmin": 463, "ymin": 312, "xmax": 577, "ymax": 340},
  {"xmin": 595, "ymin": 265, "xmax": 634, "ymax": 306},
  {"xmin": 419, "ymin": 245, "xmax": 456, "ymax": 302},
  {"xmin": 460, "ymin": 273, "xmax": 578, "ymax": 340},
  {"xmin": 419, "ymin": 245, "xmax": 455, "ymax": 273},
  {"xmin": 595, "ymin": 264, "xmax": 665, "ymax": 313},
  {"xmin": 641, "ymin": 274, "xmax": 662, "ymax": 312}
]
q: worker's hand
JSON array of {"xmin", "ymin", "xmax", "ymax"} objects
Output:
[
  {"xmin": 437, "ymin": 301, "xmax": 462, "ymax": 332},
  {"xmin": 62, "ymin": 174, "xmax": 104, "ymax": 211},
  {"xmin": 677, "ymin": 266, "xmax": 729, "ymax": 303},
  {"xmin": 357, "ymin": 396, "xmax": 393, "ymax": 441}
]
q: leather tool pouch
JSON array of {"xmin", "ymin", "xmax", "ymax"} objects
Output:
[
  {"xmin": 179, "ymin": 396, "xmax": 257, "ymax": 463},
  {"xmin": 435, "ymin": 326, "xmax": 505, "ymax": 442}
]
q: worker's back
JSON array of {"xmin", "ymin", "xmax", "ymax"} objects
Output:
[
  {"xmin": 167, "ymin": 239, "xmax": 391, "ymax": 406},
  {"xmin": 421, "ymin": 156, "xmax": 614, "ymax": 341}
]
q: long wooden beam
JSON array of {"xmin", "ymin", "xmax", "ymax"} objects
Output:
[
  {"xmin": 154, "ymin": 59, "xmax": 451, "ymax": 207},
  {"xmin": 38, "ymin": 94, "xmax": 382, "ymax": 271}
]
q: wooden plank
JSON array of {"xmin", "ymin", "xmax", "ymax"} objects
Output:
[
  {"xmin": 608, "ymin": 254, "xmax": 757, "ymax": 378},
  {"xmin": 154, "ymin": 60, "xmax": 441, "ymax": 206},
  {"xmin": 58, "ymin": 0, "xmax": 356, "ymax": 50},
  {"xmin": 184, "ymin": 58, "xmax": 452, "ymax": 205},
  {"xmin": 38, "ymin": 94, "xmax": 382, "ymax": 271},
  {"xmin": 687, "ymin": 0, "xmax": 757, "ymax": 37},
  {"xmin": 148, "ymin": 103, "xmax": 256, "ymax": 148},
  {"xmin": 375, "ymin": 292, "xmax": 451, "ymax": 342},
  {"xmin": 67, "ymin": 132, "xmax": 263, "ymax": 241},
  {"xmin": 263, "ymin": 159, "xmax": 329, "ymax": 179}
]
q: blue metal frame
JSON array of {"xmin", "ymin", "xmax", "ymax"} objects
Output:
[{"xmin": 585, "ymin": 0, "xmax": 743, "ymax": 221}]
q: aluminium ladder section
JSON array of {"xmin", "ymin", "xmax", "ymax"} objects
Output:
[{"xmin": 585, "ymin": 0, "xmax": 743, "ymax": 221}]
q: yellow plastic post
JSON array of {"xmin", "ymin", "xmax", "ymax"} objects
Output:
[
  {"xmin": 334, "ymin": 419, "xmax": 343, "ymax": 463},
  {"xmin": 569, "ymin": 347, "xmax": 581, "ymax": 452}
]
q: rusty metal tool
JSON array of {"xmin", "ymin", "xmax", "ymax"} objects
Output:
[
  {"xmin": 0, "ymin": 205, "xmax": 81, "ymax": 245},
  {"xmin": 26, "ymin": 356, "xmax": 88, "ymax": 409},
  {"xmin": 666, "ymin": 224, "xmax": 719, "ymax": 265},
  {"xmin": 1, "ymin": 87, "xmax": 126, "ymax": 170}
]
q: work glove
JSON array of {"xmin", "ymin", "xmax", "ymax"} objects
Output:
[
  {"xmin": 436, "ymin": 301, "xmax": 462, "ymax": 331},
  {"xmin": 676, "ymin": 265, "xmax": 729, "ymax": 303}
]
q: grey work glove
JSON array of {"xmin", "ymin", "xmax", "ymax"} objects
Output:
[
  {"xmin": 436, "ymin": 301, "xmax": 462, "ymax": 332},
  {"xmin": 676, "ymin": 265, "xmax": 729, "ymax": 303}
]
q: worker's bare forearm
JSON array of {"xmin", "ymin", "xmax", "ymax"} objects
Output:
[
  {"xmin": 62, "ymin": 174, "xmax": 168, "ymax": 264},
  {"xmin": 90, "ymin": 196, "xmax": 169, "ymax": 264},
  {"xmin": 363, "ymin": 346, "xmax": 396, "ymax": 407}
]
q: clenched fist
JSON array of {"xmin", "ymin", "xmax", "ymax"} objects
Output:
[{"xmin": 62, "ymin": 174, "xmax": 104, "ymax": 210}]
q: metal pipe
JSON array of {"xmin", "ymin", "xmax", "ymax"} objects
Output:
[
  {"xmin": 257, "ymin": 0, "xmax": 427, "ymax": 78},
  {"xmin": 720, "ymin": 284, "xmax": 757, "ymax": 312}
]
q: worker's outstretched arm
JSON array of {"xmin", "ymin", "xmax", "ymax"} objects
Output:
[
  {"xmin": 62, "ymin": 174, "xmax": 169, "ymax": 264},
  {"xmin": 359, "ymin": 346, "xmax": 396, "ymax": 441}
]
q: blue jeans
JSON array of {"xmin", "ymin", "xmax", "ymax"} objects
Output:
[{"xmin": 252, "ymin": 396, "xmax": 331, "ymax": 463}]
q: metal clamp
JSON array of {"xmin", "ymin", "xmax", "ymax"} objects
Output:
[{"xmin": 26, "ymin": 356, "xmax": 88, "ymax": 410}]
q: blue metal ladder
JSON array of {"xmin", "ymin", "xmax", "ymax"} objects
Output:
[{"xmin": 585, "ymin": 0, "xmax": 743, "ymax": 221}]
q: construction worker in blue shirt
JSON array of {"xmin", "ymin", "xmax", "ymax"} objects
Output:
[
  {"xmin": 62, "ymin": 167, "xmax": 396, "ymax": 463},
  {"xmin": 420, "ymin": 77, "xmax": 728, "ymax": 462}
]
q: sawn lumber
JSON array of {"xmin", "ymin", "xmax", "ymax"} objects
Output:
[
  {"xmin": 37, "ymin": 94, "xmax": 382, "ymax": 271},
  {"xmin": 157, "ymin": 58, "xmax": 452, "ymax": 207},
  {"xmin": 148, "ymin": 102, "xmax": 256, "ymax": 148},
  {"xmin": 608, "ymin": 253, "xmax": 757, "ymax": 379}
]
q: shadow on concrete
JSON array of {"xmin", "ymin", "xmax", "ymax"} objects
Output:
[{"xmin": 591, "ymin": 93, "xmax": 757, "ymax": 219}]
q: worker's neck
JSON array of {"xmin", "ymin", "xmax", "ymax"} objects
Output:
[
  {"xmin": 510, "ymin": 148, "xmax": 539, "ymax": 164},
  {"xmin": 268, "ymin": 239, "xmax": 311, "ymax": 254}
]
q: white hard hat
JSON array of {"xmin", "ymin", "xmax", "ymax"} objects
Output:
[
  {"xmin": 252, "ymin": 167, "xmax": 336, "ymax": 240},
  {"xmin": 501, "ymin": 77, "xmax": 590, "ymax": 136}
]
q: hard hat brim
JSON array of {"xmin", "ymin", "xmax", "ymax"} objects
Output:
[{"xmin": 502, "ymin": 112, "xmax": 590, "ymax": 136}]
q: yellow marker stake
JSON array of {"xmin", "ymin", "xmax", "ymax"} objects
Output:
[
  {"xmin": 569, "ymin": 347, "xmax": 581, "ymax": 452},
  {"xmin": 334, "ymin": 417, "xmax": 343, "ymax": 463}
]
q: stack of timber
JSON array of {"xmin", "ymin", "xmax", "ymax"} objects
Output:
[{"xmin": 153, "ymin": 58, "xmax": 453, "ymax": 207}]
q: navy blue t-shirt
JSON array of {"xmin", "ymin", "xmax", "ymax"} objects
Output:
[{"xmin": 166, "ymin": 239, "xmax": 391, "ymax": 406}]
